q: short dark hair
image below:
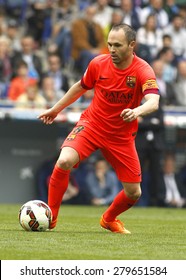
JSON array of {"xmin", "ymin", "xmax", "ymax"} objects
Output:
[
  {"xmin": 111, "ymin": 24, "xmax": 136, "ymax": 43},
  {"xmin": 17, "ymin": 60, "xmax": 28, "ymax": 68}
]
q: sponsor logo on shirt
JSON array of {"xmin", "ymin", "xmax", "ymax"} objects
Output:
[{"xmin": 104, "ymin": 90, "xmax": 134, "ymax": 104}]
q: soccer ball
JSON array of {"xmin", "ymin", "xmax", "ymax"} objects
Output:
[{"xmin": 19, "ymin": 200, "xmax": 52, "ymax": 231}]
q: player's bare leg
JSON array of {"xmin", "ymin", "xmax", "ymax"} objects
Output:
[
  {"xmin": 48, "ymin": 147, "xmax": 79, "ymax": 229},
  {"xmin": 100, "ymin": 182, "xmax": 141, "ymax": 233}
]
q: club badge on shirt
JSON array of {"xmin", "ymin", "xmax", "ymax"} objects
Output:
[{"xmin": 126, "ymin": 76, "xmax": 136, "ymax": 88}]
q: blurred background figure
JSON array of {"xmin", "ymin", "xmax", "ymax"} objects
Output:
[
  {"xmin": 156, "ymin": 46, "xmax": 177, "ymax": 83},
  {"xmin": 162, "ymin": 34, "xmax": 172, "ymax": 48},
  {"xmin": 164, "ymin": 0, "xmax": 180, "ymax": 22},
  {"xmin": 42, "ymin": 53, "xmax": 70, "ymax": 93},
  {"xmin": 93, "ymin": 0, "xmax": 113, "ymax": 40},
  {"xmin": 135, "ymin": 98, "xmax": 165, "ymax": 207},
  {"xmin": 174, "ymin": 59, "xmax": 186, "ymax": 106},
  {"xmin": 26, "ymin": 0, "xmax": 54, "ymax": 48},
  {"xmin": 178, "ymin": 161, "xmax": 186, "ymax": 200},
  {"xmin": 71, "ymin": 5, "xmax": 107, "ymax": 74},
  {"xmin": 0, "ymin": 0, "xmax": 28, "ymax": 25},
  {"xmin": 120, "ymin": 0, "xmax": 141, "ymax": 31},
  {"xmin": 151, "ymin": 59, "xmax": 178, "ymax": 106},
  {"xmin": 6, "ymin": 18, "xmax": 22, "ymax": 52},
  {"xmin": 79, "ymin": 88, "xmax": 94, "ymax": 107},
  {"xmin": 36, "ymin": 154, "xmax": 82, "ymax": 205},
  {"xmin": 11, "ymin": 35, "xmax": 43, "ymax": 80},
  {"xmin": 103, "ymin": 8, "xmax": 123, "ymax": 41},
  {"xmin": 139, "ymin": 0, "xmax": 169, "ymax": 28},
  {"xmin": 136, "ymin": 13, "xmax": 163, "ymax": 60},
  {"xmin": 85, "ymin": 157, "xmax": 120, "ymax": 206},
  {"xmin": 0, "ymin": 35, "xmax": 12, "ymax": 99},
  {"xmin": 16, "ymin": 79, "xmax": 47, "ymax": 109},
  {"xmin": 48, "ymin": 0, "xmax": 78, "ymax": 67},
  {"xmin": 7, "ymin": 60, "xmax": 37, "ymax": 101},
  {"xmin": 161, "ymin": 152, "xmax": 186, "ymax": 208},
  {"xmin": 40, "ymin": 75, "xmax": 65, "ymax": 107},
  {"xmin": 163, "ymin": 14, "xmax": 186, "ymax": 62}
]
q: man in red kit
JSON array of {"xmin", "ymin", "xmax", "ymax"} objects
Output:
[{"xmin": 38, "ymin": 24, "xmax": 159, "ymax": 234}]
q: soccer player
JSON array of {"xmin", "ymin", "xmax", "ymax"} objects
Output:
[{"xmin": 38, "ymin": 24, "xmax": 160, "ymax": 234}]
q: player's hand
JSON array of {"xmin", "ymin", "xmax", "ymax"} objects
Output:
[
  {"xmin": 38, "ymin": 108, "xmax": 58, "ymax": 124},
  {"xmin": 120, "ymin": 108, "xmax": 137, "ymax": 122}
]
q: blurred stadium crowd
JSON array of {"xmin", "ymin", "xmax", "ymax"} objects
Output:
[
  {"xmin": 0, "ymin": 0, "xmax": 186, "ymax": 207},
  {"xmin": 0, "ymin": 0, "xmax": 186, "ymax": 107}
]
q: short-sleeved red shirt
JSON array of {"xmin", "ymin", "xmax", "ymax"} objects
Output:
[{"xmin": 80, "ymin": 53, "xmax": 159, "ymax": 137}]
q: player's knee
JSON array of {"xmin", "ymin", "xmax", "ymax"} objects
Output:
[
  {"xmin": 127, "ymin": 191, "xmax": 141, "ymax": 200},
  {"xmin": 56, "ymin": 158, "xmax": 73, "ymax": 171},
  {"xmin": 124, "ymin": 185, "xmax": 142, "ymax": 200},
  {"xmin": 133, "ymin": 188, "xmax": 142, "ymax": 200}
]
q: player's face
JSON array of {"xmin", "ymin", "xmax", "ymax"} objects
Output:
[{"xmin": 107, "ymin": 29, "xmax": 135, "ymax": 67}]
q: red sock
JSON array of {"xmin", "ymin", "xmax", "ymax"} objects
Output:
[
  {"xmin": 48, "ymin": 165, "xmax": 70, "ymax": 221},
  {"xmin": 103, "ymin": 190, "xmax": 138, "ymax": 222}
]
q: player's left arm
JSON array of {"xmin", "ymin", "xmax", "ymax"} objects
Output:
[{"xmin": 121, "ymin": 93, "xmax": 160, "ymax": 122}]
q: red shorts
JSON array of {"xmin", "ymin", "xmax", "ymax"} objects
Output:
[{"xmin": 62, "ymin": 124, "xmax": 141, "ymax": 183}]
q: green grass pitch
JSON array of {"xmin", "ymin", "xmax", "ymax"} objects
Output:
[{"xmin": 0, "ymin": 204, "xmax": 186, "ymax": 260}]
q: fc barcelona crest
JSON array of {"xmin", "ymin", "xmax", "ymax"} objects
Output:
[{"xmin": 126, "ymin": 76, "xmax": 136, "ymax": 88}]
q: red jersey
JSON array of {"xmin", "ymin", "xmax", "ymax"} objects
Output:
[
  {"xmin": 80, "ymin": 53, "xmax": 159, "ymax": 137},
  {"xmin": 8, "ymin": 77, "xmax": 37, "ymax": 101}
]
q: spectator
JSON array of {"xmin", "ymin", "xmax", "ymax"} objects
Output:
[
  {"xmin": 26, "ymin": 0, "xmax": 53, "ymax": 47},
  {"xmin": 85, "ymin": 158, "xmax": 120, "ymax": 206},
  {"xmin": 164, "ymin": 0, "xmax": 180, "ymax": 22},
  {"xmin": 157, "ymin": 46, "xmax": 177, "ymax": 83},
  {"xmin": 108, "ymin": 0, "xmax": 122, "ymax": 8},
  {"xmin": 6, "ymin": 19, "xmax": 22, "ymax": 52},
  {"xmin": 36, "ymin": 155, "xmax": 81, "ymax": 205},
  {"xmin": 179, "ymin": 4, "xmax": 186, "ymax": 28},
  {"xmin": 163, "ymin": 14, "xmax": 186, "ymax": 61},
  {"xmin": 48, "ymin": 0, "xmax": 78, "ymax": 66},
  {"xmin": 93, "ymin": 0, "xmax": 114, "ymax": 39},
  {"xmin": 136, "ymin": 13, "xmax": 163, "ymax": 60},
  {"xmin": 11, "ymin": 35, "xmax": 43, "ymax": 80},
  {"xmin": 162, "ymin": 33, "xmax": 172, "ymax": 48},
  {"xmin": 71, "ymin": 5, "xmax": 107, "ymax": 74},
  {"xmin": 120, "ymin": 0, "xmax": 141, "ymax": 31},
  {"xmin": 139, "ymin": 0, "xmax": 169, "ymax": 28},
  {"xmin": 178, "ymin": 162, "xmax": 186, "ymax": 199},
  {"xmin": 0, "ymin": 35, "xmax": 12, "ymax": 99},
  {"xmin": 40, "ymin": 76, "xmax": 65, "ymax": 107},
  {"xmin": 16, "ymin": 79, "xmax": 47, "ymax": 109},
  {"xmin": 0, "ymin": 0, "xmax": 28, "ymax": 24},
  {"xmin": 104, "ymin": 8, "xmax": 124, "ymax": 40},
  {"xmin": 136, "ymin": 99, "xmax": 165, "ymax": 206},
  {"xmin": 79, "ymin": 88, "xmax": 94, "ymax": 107},
  {"xmin": 151, "ymin": 59, "xmax": 178, "ymax": 105},
  {"xmin": 134, "ymin": 42, "xmax": 152, "ymax": 64},
  {"xmin": 43, "ymin": 53, "xmax": 70, "ymax": 93},
  {"xmin": 161, "ymin": 152, "xmax": 186, "ymax": 207},
  {"xmin": 174, "ymin": 59, "xmax": 186, "ymax": 106},
  {"xmin": 0, "ymin": 7, "xmax": 8, "ymax": 36},
  {"xmin": 62, "ymin": 172, "xmax": 80, "ymax": 205},
  {"xmin": 51, "ymin": 0, "xmax": 78, "ymax": 35},
  {"xmin": 7, "ymin": 60, "xmax": 37, "ymax": 101}
]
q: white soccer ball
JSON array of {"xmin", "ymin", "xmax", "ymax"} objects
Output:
[{"xmin": 19, "ymin": 200, "xmax": 52, "ymax": 231}]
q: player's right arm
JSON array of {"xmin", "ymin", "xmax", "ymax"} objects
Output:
[{"xmin": 38, "ymin": 81, "xmax": 86, "ymax": 124}]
